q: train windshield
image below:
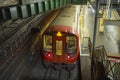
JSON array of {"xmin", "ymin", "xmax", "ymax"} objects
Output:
[
  {"xmin": 43, "ymin": 34, "xmax": 52, "ymax": 51},
  {"xmin": 66, "ymin": 35, "xmax": 77, "ymax": 53}
]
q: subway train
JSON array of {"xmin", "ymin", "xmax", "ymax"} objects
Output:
[{"xmin": 42, "ymin": 5, "xmax": 81, "ymax": 70}]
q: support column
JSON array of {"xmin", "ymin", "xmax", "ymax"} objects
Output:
[{"xmin": 91, "ymin": 0, "xmax": 99, "ymax": 80}]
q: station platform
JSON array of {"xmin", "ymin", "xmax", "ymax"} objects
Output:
[
  {"xmin": 80, "ymin": 5, "xmax": 120, "ymax": 80},
  {"xmin": 79, "ymin": 6, "xmax": 91, "ymax": 80},
  {"xmin": 103, "ymin": 9, "xmax": 120, "ymax": 20},
  {"xmin": 83, "ymin": 5, "xmax": 120, "ymax": 54}
]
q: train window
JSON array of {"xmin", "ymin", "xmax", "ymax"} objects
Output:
[
  {"xmin": 43, "ymin": 34, "xmax": 52, "ymax": 51},
  {"xmin": 66, "ymin": 36, "xmax": 77, "ymax": 53}
]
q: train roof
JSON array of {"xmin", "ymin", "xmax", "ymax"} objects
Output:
[{"xmin": 49, "ymin": 5, "xmax": 80, "ymax": 32}]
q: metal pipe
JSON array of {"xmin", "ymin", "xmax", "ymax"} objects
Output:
[
  {"xmin": 92, "ymin": 0, "xmax": 99, "ymax": 50},
  {"xmin": 91, "ymin": 0, "xmax": 99, "ymax": 80},
  {"xmin": 106, "ymin": 0, "xmax": 111, "ymax": 18}
]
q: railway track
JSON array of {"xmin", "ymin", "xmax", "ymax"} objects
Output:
[
  {"xmin": 42, "ymin": 68, "xmax": 72, "ymax": 80},
  {"xmin": 0, "ymin": 32, "xmax": 81, "ymax": 80},
  {"xmin": 17, "ymin": 49, "xmax": 81, "ymax": 80},
  {"xmin": 13, "ymin": 44, "xmax": 81, "ymax": 80},
  {"xmin": 19, "ymin": 60, "xmax": 80, "ymax": 80},
  {"xmin": 0, "ymin": 15, "xmax": 40, "ymax": 71},
  {"xmin": 0, "ymin": 13, "xmax": 46, "ymax": 70}
]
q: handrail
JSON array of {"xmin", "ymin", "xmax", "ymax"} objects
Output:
[
  {"xmin": 84, "ymin": 36, "xmax": 120, "ymax": 80},
  {"xmin": 106, "ymin": 54, "xmax": 120, "ymax": 80},
  {"xmin": 93, "ymin": 45, "xmax": 120, "ymax": 80}
]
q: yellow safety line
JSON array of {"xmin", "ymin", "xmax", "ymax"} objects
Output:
[
  {"xmin": 114, "ymin": 9, "xmax": 120, "ymax": 20},
  {"xmin": 80, "ymin": 7, "xmax": 89, "ymax": 41},
  {"xmin": 79, "ymin": 7, "xmax": 90, "ymax": 56},
  {"xmin": 80, "ymin": 15, "xmax": 82, "ymax": 38},
  {"xmin": 99, "ymin": 18, "xmax": 104, "ymax": 32}
]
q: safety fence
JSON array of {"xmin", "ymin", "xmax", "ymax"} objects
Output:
[
  {"xmin": 83, "ymin": 37, "xmax": 120, "ymax": 80},
  {"xmin": 93, "ymin": 46, "xmax": 120, "ymax": 80}
]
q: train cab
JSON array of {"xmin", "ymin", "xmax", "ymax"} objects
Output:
[{"xmin": 42, "ymin": 5, "xmax": 80, "ymax": 70}]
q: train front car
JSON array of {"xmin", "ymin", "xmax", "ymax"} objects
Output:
[{"xmin": 42, "ymin": 5, "xmax": 80, "ymax": 70}]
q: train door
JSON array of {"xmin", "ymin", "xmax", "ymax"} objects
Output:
[{"xmin": 53, "ymin": 32, "xmax": 65, "ymax": 63}]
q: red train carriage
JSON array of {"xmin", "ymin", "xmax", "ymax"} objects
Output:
[{"xmin": 42, "ymin": 5, "xmax": 80, "ymax": 70}]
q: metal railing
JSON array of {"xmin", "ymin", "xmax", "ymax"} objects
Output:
[
  {"xmin": 93, "ymin": 45, "xmax": 120, "ymax": 80},
  {"xmin": 106, "ymin": 54, "xmax": 120, "ymax": 80},
  {"xmin": 0, "ymin": 17, "xmax": 34, "ymax": 72},
  {"xmin": 84, "ymin": 37, "xmax": 120, "ymax": 80}
]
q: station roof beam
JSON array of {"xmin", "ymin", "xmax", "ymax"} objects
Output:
[{"xmin": 0, "ymin": 0, "xmax": 88, "ymax": 22}]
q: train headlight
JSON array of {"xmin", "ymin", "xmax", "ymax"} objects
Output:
[
  {"xmin": 67, "ymin": 55, "xmax": 71, "ymax": 59},
  {"xmin": 47, "ymin": 53, "xmax": 51, "ymax": 57},
  {"xmin": 44, "ymin": 51, "xmax": 52, "ymax": 58},
  {"xmin": 67, "ymin": 54, "xmax": 75, "ymax": 59}
]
